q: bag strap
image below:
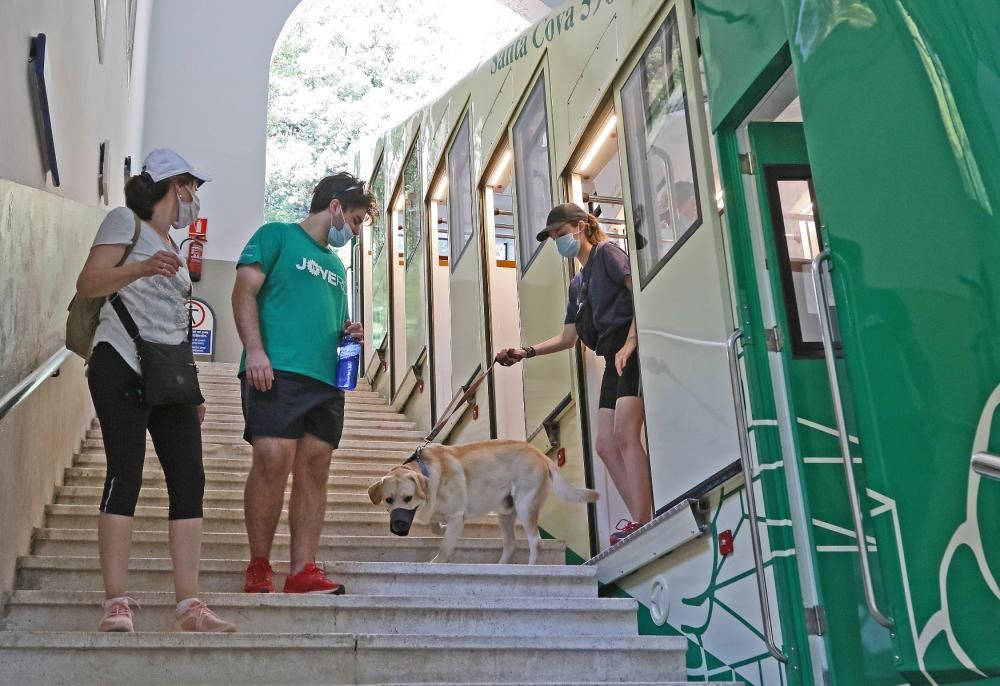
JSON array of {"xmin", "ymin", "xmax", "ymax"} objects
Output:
[
  {"xmin": 580, "ymin": 241, "xmax": 606, "ymax": 299},
  {"xmin": 114, "ymin": 211, "xmax": 142, "ymax": 268},
  {"xmin": 106, "ymin": 213, "xmax": 145, "ymax": 342},
  {"xmin": 109, "ymin": 293, "xmax": 141, "ymax": 342}
]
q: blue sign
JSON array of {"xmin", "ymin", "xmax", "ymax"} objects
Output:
[
  {"xmin": 187, "ymin": 298, "xmax": 215, "ymax": 358},
  {"xmin": 192, "ymin": 329, "xmax": 213, "ymax": 356}
]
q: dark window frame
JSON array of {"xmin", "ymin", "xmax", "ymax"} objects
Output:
[
  {"xmin": 762, "ymin": 163, "xmax": 841, "ymax": 359},
  {"xmin": 620, "ymin": 8, "xmax": 704, "ymax": 290},
  {"xmin": 447, "ymin": 112, "xmax": 475, "ymax": 272},
  {"xmin": 512, "ymin": 74, "xmax": 554, "ymax": 277}
]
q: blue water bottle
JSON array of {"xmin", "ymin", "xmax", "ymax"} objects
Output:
[{"xmin": 335, "ymin": 334, "xmax": 361, "ymax": 391}]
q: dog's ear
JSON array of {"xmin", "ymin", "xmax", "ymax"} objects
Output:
[
  {"xmin": 367, "ymin": 477, "xmax": 384, "ymax": 505},
  {"xmin": 414, "ymin": 472, "xmax": 429, "ymax": 500}
]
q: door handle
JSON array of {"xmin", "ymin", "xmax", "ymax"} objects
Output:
[
  {"xmin": 726, "ymin": 330, "xmax": 788, "ymax": 663},
  {"xmin": 811, "ymin": 250, "xmax": 894, "ymax": 628}
]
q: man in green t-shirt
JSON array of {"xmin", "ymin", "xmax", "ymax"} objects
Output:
[{"xmin": 232, "ymin": 172, "xmax": 378, "ymax": 594}]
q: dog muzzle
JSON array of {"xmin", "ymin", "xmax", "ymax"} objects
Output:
[{"xmin": 389, "ymin": 507, "xmax": 417, "ymax": 536}]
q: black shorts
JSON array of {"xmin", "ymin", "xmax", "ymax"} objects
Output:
[
  {"xmin": 598, "ymin": 327, "xmax": 641, "ymax": 410},
  {"xmin": 240, "ymin": 370, "xmax": 345, "ymax": 448}
]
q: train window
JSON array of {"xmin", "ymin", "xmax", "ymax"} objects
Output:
[
  {"xmin": 765, "ymin": 168, "xmax": 840, "ymax": 356},
  {"xmin": 483, "ymin": 145, "xmax": 517, "ymax": 267},
  {"xmin": 621, "ymin": 8, "xmax": 701, "ymax": 288},
  {"xmin": 570, "ymin": 109, "xmax": 627, "ymax": 254},
  {"xmin": 432, "ymin": 175, "xmax": 449, "ymax": 262},
  {"xmin": 402, "ymin": 149, "xmax": 422, "ymax": 267},
  {"xmin": 447, "ymin": 114, "xmax": 474, "ymax": 269},
  {"xmin": 512, "ymin": 76, "xmax": 553, "ymax": 274}
]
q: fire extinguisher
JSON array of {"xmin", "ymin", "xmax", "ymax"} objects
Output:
[{"xmin": 188, "ymin": 237, "xmax": 204, "ymax": 282}]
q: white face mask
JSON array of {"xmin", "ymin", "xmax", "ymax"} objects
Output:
[
  {"xmin": 327, "ymin": 206, "xmax": 354, "ymax": 248},
  {"xmin": 173, "ymin": 186, "xmax": 200, "ymax": 229}
]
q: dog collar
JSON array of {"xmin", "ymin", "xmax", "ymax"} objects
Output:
[{"xmin": 403, "ymin": 449, "xmax": 430, "ymax": 478}]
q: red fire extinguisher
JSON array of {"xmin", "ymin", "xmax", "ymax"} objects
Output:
[{"xmin": 188, "ymin": 237, "xmax": 204, "ymax": 282}]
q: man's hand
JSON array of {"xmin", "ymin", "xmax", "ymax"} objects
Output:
[
  {"xmin": 246, "ymin": 348, "xmax": 274, "ymax": 392},
  {"xmin": 496, "ymin": 347, "xmax": 527, "ymax": 367},
  {"xmin": 344, "ymin": 319, "xmax": 364, "ymax": 341},
  {"xmin": 197, "ymin": 404, "xmax": 206, "ymax": 425}
]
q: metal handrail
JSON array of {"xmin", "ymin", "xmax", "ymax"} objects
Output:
[
  {"xmin": 811, "ymin": 250, "xmax": 894, "ymax": 628},
  {"xmin": 725, "ymin": 330, "xmax": 788, "ymax": 663},
  {"xmin": 0, "ymin": 347, "xmax": 74, "ymax": 423},
  {"xmin": 972, "ymin": 452, "xmax": 1000, "ymax": 481}
]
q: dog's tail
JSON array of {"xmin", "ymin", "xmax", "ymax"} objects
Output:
[{"xmin": 547, "ymin": 460, "xmax": 599, "ymax": 504}]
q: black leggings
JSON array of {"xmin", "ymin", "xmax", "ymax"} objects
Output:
[{"xmin": 88, "ymin": 343, "xmax": 204, "ymax": 519}]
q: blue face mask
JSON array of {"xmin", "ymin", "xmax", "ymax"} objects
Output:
[
  {"xmin": 327, "ymin": 210, "xmax": 353, "ymax": 248},
  {"xmin": 555, "ymin": 232, "xmax": 581, "ymax": 258}
]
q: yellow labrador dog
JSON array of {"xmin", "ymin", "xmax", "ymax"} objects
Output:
[{"xmin": 367, "ymin": 439, "xmax": 598, "ymax": 564}]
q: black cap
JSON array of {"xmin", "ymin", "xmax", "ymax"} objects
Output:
[{"xmin": 536, "ymin": 203, "xmax": 589, "ymax": 241}]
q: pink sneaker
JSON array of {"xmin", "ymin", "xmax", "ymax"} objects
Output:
[
  {"xmin": 99, "ymin": 596, "xmax": 136, "ymax": 632},
  {"xmin": 171, "ymin": 599, "xmax": 237, "ymax": 633},
  {"xmin": 610, "ymin": 519, "xmax": 641, "ymax": 546}
]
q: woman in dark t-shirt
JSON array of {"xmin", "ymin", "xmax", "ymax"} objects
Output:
[{"xmin": 497, "ymin": 204, "xmax": 652, "ymax": 545}]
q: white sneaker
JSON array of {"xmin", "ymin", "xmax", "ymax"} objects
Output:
[{"xmin": 99, "ymin": 597, "xmax": 135, "ymax": 632}]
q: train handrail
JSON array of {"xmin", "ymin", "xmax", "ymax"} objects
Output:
[
  {"xmin": 972, "ymin": 452, "xmax": 1000, "ymax": 481},
  {"xmin": 725, "ymin": 330, "xmax": 788, "ymax": 663},
  {"xmin": 0, "ymin": 346, "xmax": 73, "ymax": 424},
  {"xmin": 810, "ymin": 250, "xmax": 894, "ymax": 628}
]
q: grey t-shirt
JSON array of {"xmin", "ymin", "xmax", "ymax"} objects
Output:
[
  {"xmin": 91, "ymin": 207, "xmax": 192, "ymax": 373},
  {"xmin": 565, "ymin": 241, "xmax": 634, "ymax": 353}
]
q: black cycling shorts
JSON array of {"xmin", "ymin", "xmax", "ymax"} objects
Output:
[
  {"xmin": 598, "ymin": 327, "xmax": 642, "ymax": 410},
  {"xmin": 240, "ymin": 370, "xmax": 345, "ymax": 448}
]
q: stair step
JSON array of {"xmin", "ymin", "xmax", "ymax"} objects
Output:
[
  {"xmin": 0, "ymin": 633, "xmax": 686, "ymax": 685},
  {"xmin": 81, "ymin": 438, "xmax": 421, "ymax": 454},
  {"xmin": 86, "ymin": 427, "xmax": 426, "ymax": 443},
  {"xmin": 3, "ymin": 591, "xmax": 636, "ymax": 636},
  {"xmin": 17, "ymin": 559, "xmax": 596, "ymax": 596},
  {"xmin": 195, "ymin": 418, "xmax": 418, "ymax": 432},
  {"xmin": 29, "ymin": 529, "xmax": 565, "ymax": 564},
  {"xmin": 56, "ymin": 487, "xmax": 385, "ymax": 509},
  {"xmin": 61, "ymin": 467, "xmax": 376, "ymax": 490},
  {"xmin": 42, "ymin": 505, "xmax": 507, "ymax": 536},
  {"xmin": 71, "ymin": 455, "xmax": 402, "ymax": 477}
]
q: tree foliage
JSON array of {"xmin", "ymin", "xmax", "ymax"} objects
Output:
[{"xmin": 265, "ymin": 0, "xmax": 527, "ymax": 222}]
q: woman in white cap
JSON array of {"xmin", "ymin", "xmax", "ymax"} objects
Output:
[
  {"xmin": 497, "ymin": 203, "xmax": 652, "ymax": 546},
  {"xmin": 74, "ymin": 149, "xmax": 235, "ymax": 632}
]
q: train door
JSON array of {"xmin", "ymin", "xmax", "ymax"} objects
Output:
[
  {"xmin": 387, "ymin": 164, "xmax": 408, "ymax": 398},
  {"xmin": 368, "ymin": 162, "xmax": 391, "ymax": 397},
  {"xmin": 444, "ymin": 112, "xmax": 492, "ymax": 442},
  {"xmin": 613, "ymin": 5, "xmax": 741, "ymax": 522},
  {"xmin": 564, "ymin": 105, "xmax": 635, "ymax": 546},
  {"xmin": 739, "ymin": 96, "xmax": 898, "ymax": 683},
  {"xmin": 394, "ymin": 141, "xmax": 431, "ymax": 429},
  {"xmin": 509, "ymin": 71, "xmax": 594, "ymax": 557},
  {"xmin": 767, "ymin": 4, "xmax": 1000, "ymax": 681},
  {"xmin": 481, "ymin": 142, "xmax": 526, "ymax": 441},
  {"xmin": 426, "ymin": 167, "xmax": 451, "ymax": 425}
]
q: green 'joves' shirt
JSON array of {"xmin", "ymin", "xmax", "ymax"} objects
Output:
[{"xmin": 237, "ymin": 222, "xmax": 348, "ymax": 386}]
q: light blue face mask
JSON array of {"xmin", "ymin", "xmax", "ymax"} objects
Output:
[
  {"xmin": 555, "ymin": 231, "xmax": 581, "ymax": 258},
  {"xmin": 327, "ymin": 209, "xmax": 353, "ymax": 248}
]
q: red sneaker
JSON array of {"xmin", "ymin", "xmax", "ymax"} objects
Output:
[
  {"xmin": 282, "ymin": 563, "xmax": 345, "ymax": 595},
  {"xmin": 244, "ymin": 557, "xmax": 274, "ymax": 593},
  {"xmin": 610, "ymin": 519, "xmax": 641, "ymax": 546}
]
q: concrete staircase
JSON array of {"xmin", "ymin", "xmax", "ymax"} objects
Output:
[{"xmin": 0, "ymin": 363, "xmax": 730, "ymax": 685}]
